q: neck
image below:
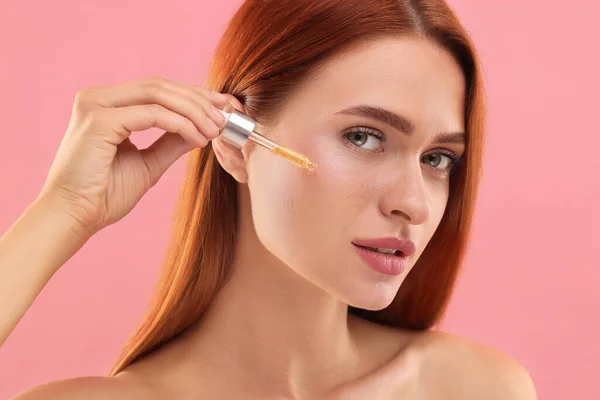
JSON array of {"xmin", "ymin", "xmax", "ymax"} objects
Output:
[{"xmin": 185, "ymin": 189, "xmax": 361, "ymax": 398}]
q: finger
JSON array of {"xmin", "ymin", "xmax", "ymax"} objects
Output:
[
  {"xmin": 187, "ymin": 83, "xmax": 231, "ymax": 105},
  {"xmin": 223, "ymin": 94, "xmax": 245, "ymax": 113},
  {"xmin": 193, "ymin": 86, "xmax": 232, "ymax": 108},
  {"xmin": 139, "ymin": 131, "xmax": 195, "ymax": 186},
  {"xmin": 112, "ymin": 77, "xmax": 229, "ymax": 112},
  {"xmin": 91, "ymin": 79, "xmax": 224, "ymax": 138},
  {"xmin": 151, "ymin": 79, "xmax": 228, "ymax": 129},
  {"xmin": 151, "ymin": 79, "xmax": 238, "ymax": 115},
  {"xmin": 88, "ymin": 77, "xmax": 220, "ymax": 104},
  {"xmin": 104, "ymin": 104, "xmax": 208, "ymax": 147},
  {"xmin": 134, "ymin": 78, "xmax": 227, "ymax": 121}
]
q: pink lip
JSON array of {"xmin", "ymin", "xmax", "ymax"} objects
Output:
[
  {"xmin": 352, "ymin": 244, "xmax": 409, "ymax": 276},
  {"xmin": 352, "ymin": 237, "xmax": 416, "ymax": 256},
  {"xmin": 351, "ymin": 237, "xmax": 416, "ymax": 276}
]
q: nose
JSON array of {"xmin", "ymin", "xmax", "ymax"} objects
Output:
[{"xmin": 378, "ymin": 164, "xmax": 431, "ymax": 225}]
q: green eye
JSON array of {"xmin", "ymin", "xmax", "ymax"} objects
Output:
[
  {"xmin": 348, "ymin": 131, "xmax": 368, "ymax": 146},
  {"xmin": 343, "ymin": 127, "xmax": 385, "ymax": 152},
  {"xmin": 422, "ymin": 151, "xmax": 458, "ymax": 172}
]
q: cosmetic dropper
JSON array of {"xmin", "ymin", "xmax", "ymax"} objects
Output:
[{"xmin": 216, "ymin": 102, "xmax": 317, "ymax": 171}]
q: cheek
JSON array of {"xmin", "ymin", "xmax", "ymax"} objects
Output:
[
  {"xmin": 245, "ymin": 141, "xmax": 370, "ymax": 266},
  {"xmin": 245, "ymin": 148, "xmax": 316, "ymax": 264}
]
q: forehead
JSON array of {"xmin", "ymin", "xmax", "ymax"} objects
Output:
[{"xmin": 284, "ymin": 36, "xmax": 466, "ymax": 134}]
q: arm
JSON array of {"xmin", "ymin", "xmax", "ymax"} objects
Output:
[{"xmin": 0, "ymin": 194, "xmax": 91, "ymax": 347}]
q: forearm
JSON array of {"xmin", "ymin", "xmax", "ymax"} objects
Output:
[{"xmin": 0, "ymin": 196, "xmax": 90, "ymax": 346}]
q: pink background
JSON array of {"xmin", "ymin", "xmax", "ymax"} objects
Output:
[{"xmin": 1, "ymin": 1, "xmax": 598, "ymax": 398}]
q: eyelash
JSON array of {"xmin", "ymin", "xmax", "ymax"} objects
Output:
[{"xmin": 341, "ymin": 126, "xmax": 462, "ymax": 173}]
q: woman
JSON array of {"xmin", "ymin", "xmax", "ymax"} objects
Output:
[{"xmin": 1, "ymin": 0, "xmax": 536, "ymax": 398}]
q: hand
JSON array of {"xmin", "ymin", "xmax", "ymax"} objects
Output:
[{"xmin": 38, "ymin": 77, "xmax": 231, "ymax": 237}]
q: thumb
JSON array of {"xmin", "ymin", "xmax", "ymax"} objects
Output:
[{"xmin": 139, "ymin": 131, "xmax": 195, "ymax": 186}]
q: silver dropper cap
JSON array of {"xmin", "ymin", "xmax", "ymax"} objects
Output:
[{"xmin": 218, "ymin": 104, "xmax": 256, "ymax": 149}]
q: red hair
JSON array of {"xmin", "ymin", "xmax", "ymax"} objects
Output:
[{"xmin": 110, "ymin": 0, "xmax": 485, "ymax": 374}]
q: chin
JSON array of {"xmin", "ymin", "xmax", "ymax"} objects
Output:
[{"xmin": 341, "ymin": 280, "xmax": 402, "ymax": 311}]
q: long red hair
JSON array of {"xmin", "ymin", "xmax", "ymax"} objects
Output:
[{"xmin": 110, "ymin": 0, "xmax": 485, "ymax": 374}]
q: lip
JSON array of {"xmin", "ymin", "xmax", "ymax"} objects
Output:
[
  {"xmin": 351, "ymin": 237, "xmax": 416, "ymax": 256},
  {"xmin": 351, "ymin": 237, "xmax": 416, "ymax": 276},
  {"xmin": 352, "ymin": 244, "xmax": 409, "ymax": 276}
]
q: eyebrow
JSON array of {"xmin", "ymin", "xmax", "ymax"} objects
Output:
[{"xmin": 334, "ymin": 105, "xmax": 466, "ymax": 144}]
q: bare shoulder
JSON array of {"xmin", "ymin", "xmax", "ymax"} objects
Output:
[
  {"xmin": 10, "ymin": 372, "xmax": 158, "ymax": 400},
  {"xmin": 414, "ymin": 330, "xmax": 537, "ymax": 400}
]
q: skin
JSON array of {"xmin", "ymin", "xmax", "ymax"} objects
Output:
[{"xmin": 9, "ymin": 37, "xmax": 536, "ymax": 399}]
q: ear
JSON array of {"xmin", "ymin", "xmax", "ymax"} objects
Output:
[{"xmin": 212, "ymin": 94, "xmax": 250, "ymax": 184}]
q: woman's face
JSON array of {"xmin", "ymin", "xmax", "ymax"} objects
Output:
[{"xmin": 245, "ymin": 36, "xmax": 466, "ymax": 310}]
